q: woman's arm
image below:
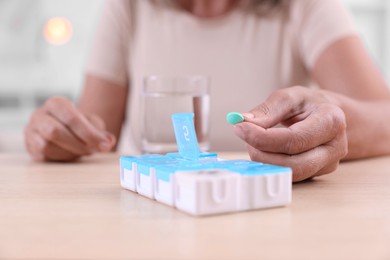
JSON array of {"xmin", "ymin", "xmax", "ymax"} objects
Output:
[
  {"xmin": 78, "ymin": 74, "xmax": 128, "ymax": 150},
  {"xmin": 232, "ymin": 36, "xmax": 390, "ymax": 181},
  {"xmin": 313, "ymin": 36, "xmax": 390, "ymax": 159}
]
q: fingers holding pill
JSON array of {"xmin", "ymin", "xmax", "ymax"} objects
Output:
[
  {"xmin": 234, "ymin": 104, "xmax": 346, "ymax": 154},
  {"xmin": 226, "ymin": 112, "xmax": 244, "ymax": 125},
  {"xmin": 229, "ymin": 86, "xmax": 348, "ymax": 181}
]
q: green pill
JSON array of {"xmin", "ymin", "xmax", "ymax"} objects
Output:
[{"xmin": 226, "ymin": 112, "xmax": 244, "ymax": 125}]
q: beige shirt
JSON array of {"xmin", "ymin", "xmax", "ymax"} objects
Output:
[{"xmin": 86, "ymin": 0, "xmax": 357, "ymax": 153}]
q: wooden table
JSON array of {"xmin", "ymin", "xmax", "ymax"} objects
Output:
[{"xmin": 0, "ymin": 153, "xmax": 389, "ymax": 260}]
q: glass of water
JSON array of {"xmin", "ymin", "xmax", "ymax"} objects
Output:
[{"xmin": 141, "ymin": 75, "xmax": 210, "ymax": 154}]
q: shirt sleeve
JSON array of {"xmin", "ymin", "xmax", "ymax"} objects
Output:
[
  {"xmin": 293, "ymin": 0, "xmax": 358, "ymax": 70},
  {"xmin": 85, "ymin": 0, "xmax": 133, "ymax": 86}
]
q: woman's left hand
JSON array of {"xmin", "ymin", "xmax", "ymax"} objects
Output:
[{"xmin": 232, "ymin": 86, "xmax": 348, "ymax": 182}]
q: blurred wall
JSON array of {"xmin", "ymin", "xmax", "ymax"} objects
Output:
[
  {"xmin": 0, "ymin": 0, "xmax": 103, "ymax": 152},
  {"xmin": 0, "ymin": 0, "xmax": 388, "ymax": 153},
  {"xmin": 344, "ymin": 0, "xmax": 390, "ymax": 79}
]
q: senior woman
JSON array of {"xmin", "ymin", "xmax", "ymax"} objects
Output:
[{"xmin": 24, "ymin": 0, "xmax": 390, "ymax": 182}]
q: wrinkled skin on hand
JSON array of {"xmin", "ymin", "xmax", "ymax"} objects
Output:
[
  {"xmin": 24, "ymin": 96, "xmax": 116, "ymax": 162},
  {"xmin": 233, "ymin": 86, "xmax": 348, "ymax": 182}
]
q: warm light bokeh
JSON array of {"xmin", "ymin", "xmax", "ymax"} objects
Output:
[{"xmin": 43, "ymin": 16, "xmax": 73, "ymax": 45}]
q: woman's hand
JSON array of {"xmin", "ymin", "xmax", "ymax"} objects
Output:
[
  {"xmin": 232, "ymin": 86, "xmax": 348, "ymax": 182},
  {"xmin": 24, "ymin": 96, "xmax": 116, "ymax": 162}
]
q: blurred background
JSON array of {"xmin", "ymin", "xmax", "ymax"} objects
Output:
[{"xmin": 0, "ymin": 0, "xmax": 389, "ymax": 153}]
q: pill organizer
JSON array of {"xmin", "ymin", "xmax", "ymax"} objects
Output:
[{"xmin": 119, "ymin": 113, "xmax": 292, "ymax": 216}]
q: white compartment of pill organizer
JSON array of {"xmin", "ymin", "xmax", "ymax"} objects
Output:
[
  {"xmin": 121, "ymin": 167, "xmax": 137, "ymax": 191},
  {"xmin": 237, "ymin": 172, "xmax": 292, "ymax": 211},
  {"xmin": 154, "ymin": 175, "xmax": 175, "ymax": 206},
  {"xmin": 120, "ymin": 159, "xmax": 137, "ymax": 192},
  {"xmin": 154, "ymin": 162, "xmax": 216, "ymax": 207},
  {"xmin": 135, "ymin": 163, "xmax": 155, "ymax": 199},
  {"xmin": 175, "ymin": 169, "xmax": 239, "ymax": 216}
]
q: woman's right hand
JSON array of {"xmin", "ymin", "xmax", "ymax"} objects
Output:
[{"xmin": 24, "ymin": 96, "xmax": 116, "ymax": 162}]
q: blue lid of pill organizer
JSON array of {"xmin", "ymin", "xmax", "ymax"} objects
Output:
[
  {"xmin": 230, "ymin": 163, "xmax": 291, "ymax": 175},
  {"xmin": 212, "ymin": 159, "xmax": 291, "ymax": 175},
  {"xmin": 136, "ymin": 156, "xmax": 183, "ymax": 176},
  {"xmin": 120, "ymin": 156, "xmax": 137, "ymax": 170},
  {"xmin": 165, "ymin": 152, "xmax": 185, "ymax": 159},
  {"xmin": 166, "ymin": 152, "xmax": 218, "ymax": 159},
  {"xmin": 215, "ymin": 160, "xmax": 260, "ymax": 167},
  {"xmin": 120, "ymin": 154, "xmax": 167, "ymax": 171},
  {"xmin": 171, "ymin": 113, "xmax": 200, "ymax": 160},
  {"xmin": 155, "ymin": 160, "xmax": 215, "ymax": 182}
]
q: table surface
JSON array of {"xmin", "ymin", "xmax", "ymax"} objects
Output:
[{"xmin": 0, "ymin": 152, "xmax": 390, "ymax": 260}]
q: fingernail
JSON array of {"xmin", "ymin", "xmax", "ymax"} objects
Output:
[
  {"xmin": 233, "ymin": 125, "xmax": 245, "ymax": 139},
  {"xmin": 242, "ymin": 113, "xmax": 254, "ymax": 119},
  {"xmin": 99, "ymin": 141, "xmax": 112, "ymax": 152},
  {"xmin": 99, "ymin": 132, "xmax": 115, "ymax": 151},
  {"xmin": 103, "ymin": 132, "xmax": 112, "ymax": 143}
]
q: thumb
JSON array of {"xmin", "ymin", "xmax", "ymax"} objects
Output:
[
  {"xmin": 100, "ymin": 131, "xmax": 117, "ymax": 152},
  {"xmin": 85, "ymin": 114, "xmax": 117, "ymax": 151},
  {"xmin": 242, "ymin": 103, "xmax": 285, "ymax": 129},
  {"xmin": 242, "ymin": 88, "xmax": 306, "ymax": 128}
]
